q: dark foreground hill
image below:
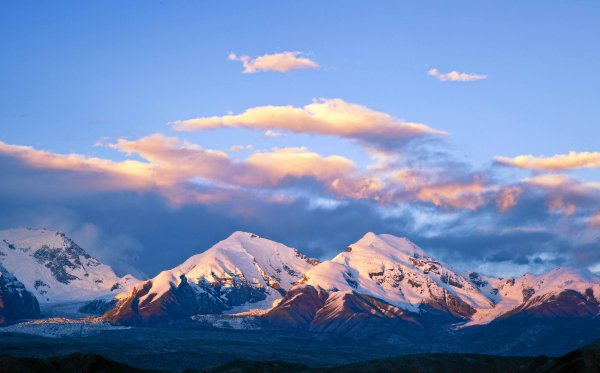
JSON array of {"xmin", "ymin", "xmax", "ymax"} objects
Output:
[
  {"xmin": 208, "ymin": 336, "xmax": 600, "ymax": 373},
  {"xmin": 1, "ymin": 337, "xmax": 599, "ymax": 373},
  {"xmin": 0, "ymin": 353, "xmax": 153, "ymax": 373}
]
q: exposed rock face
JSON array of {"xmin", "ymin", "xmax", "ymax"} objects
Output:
[
  {"xmin": 501, "ymin": 288, "xmax": 600, "ymax": 319},
  {"xmin": 78, "ymin": 298, "xmax": 118, "ymax": 315},
  {"xmin": 263, "ymin": 285, "xmax": 329, "ymax": 329},
  {"xmin": 103, "ymin": 274, "xmax": 269, "ymax": 326},
  {"xmin": 263, "ymin": 285, "xmax": 418, "ymax": 334},
  {"xmin": 425, "ymin": 288, "xmax": 476, "ymax": 318},
  {"xmin": 32, "ymin": 236, "xmax": 92, "ymax": 285},
  {"xmin": 0, "ymin": 265, "xmax": 40, "ymax": 326}
]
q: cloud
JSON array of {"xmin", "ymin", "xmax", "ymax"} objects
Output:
[
  {"xmin": 524, "ymin": 174, "xmax": 600, "ymax": 217},
  {"xmin": 229, "ymin": 144, "xmax": 254, "ymax": 151},
  {"xmin": 172, "ymin": 98, "xmax": 446, "ymax": 149},
  {"xmin": 427, "ymin": 68, "xmax": 487, "ymax": 82},
  {"xmin": 0, "ymin": 140, "xmax": 155, "ymax": 190},
  {"xmin": 495, "ymin": 186, "xmax": 523, "ymax": 212},
  {"xmin": 390, "ymin": 168, "xmax": 501, "ymax": 211},
  {"xmin": 228, "ymin": 51, "xmax": 319, "ymax": 73},
  {"xmin": 0, "ymin": 135, "xmax": 381, "ymax": 204},
  {"xmin": 495, "ymin": 151, "xmax": 600, "ymax": 171},
  {"xmin": 590, "ymin": 212, "xmax": 600, "ymax": 228},
  {"xmin": 264, "ymin": 129, "xmax": 283, "ymax": 138}
]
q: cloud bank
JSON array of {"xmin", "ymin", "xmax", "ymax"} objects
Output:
[{"xmin": 2, "ymin": 98, "xmax": 598, "ymax": 278}]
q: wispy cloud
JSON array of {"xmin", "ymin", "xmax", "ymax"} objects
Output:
[
  {"xmin": 264, "ymin": 129, "xmax": 283, "ymax": 138},
  {"xmin": 590, "ymin": 212, "xmax": 600, "ymax": 228},
  {"xmin": 229, "ymin": 144, "xmax": 254, "ymax": 151},
  {"xmin": 172, "ymin": 98, "xmax": 446, "ymax": 150},
  {"xmin": 495, "ymin": 151, "xmax": 600, "ymax": 171},
  {"xmin": 427, "ymin": 68, "xmax": 487, "ymax": 82},
  {"xmin": 228, "ymin": 51, "xmax": 319, "ymax": 73}
]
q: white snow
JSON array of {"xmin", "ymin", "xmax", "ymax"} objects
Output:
[{"xmin": 0, "ymin": 228, "xmax": 140, "ymax": 303}]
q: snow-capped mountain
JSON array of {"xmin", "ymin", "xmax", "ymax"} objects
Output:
[
  {"xmin": 299, "ymin": 232, "xmax": 494, "ymax": 318},
  {"xmin": 264, "ymin": 232, "xmax": 600, "ymax": 331},
  {"xmin": 102, "ymin": 231, "xmax": 319, "ymax": 325},
  {"xmin": 467, "ymin": 268, "xmax": 600, "ymax": 325},
  {"xmin": 0, "ymin": 228, "xmax": 140, "ymax": 303},
  {"xmin": 0, "ymin": 264, "xmax": 40, "ymax": 325}
]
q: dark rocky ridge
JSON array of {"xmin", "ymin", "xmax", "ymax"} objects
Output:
[
  {"xmin": 0, "ymin": 265, "xmax": 40, "ymax": 326},
  {"xmin": 264, "ymin": 285, "xmax": 421, "ymax": 335},
  {"xmin": 102, "ymin": 274, "xmax": 268, "ymax": 326},
  {"xmin": 29, "ymin": 233, "xmax": 94, "ymax": 285}
]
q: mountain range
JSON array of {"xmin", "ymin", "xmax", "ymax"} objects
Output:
[
  {"xmin": 1, "ymin": 227, "xmax": 599, "ymax": 353},
  {"xmin": 102, "ymin": 230, "xmax": 600, "ymax": 331}
]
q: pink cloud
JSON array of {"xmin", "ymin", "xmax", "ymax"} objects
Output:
[{"xmin": 228, "ymin": 51, "xmax": 319, "ymax": 73}]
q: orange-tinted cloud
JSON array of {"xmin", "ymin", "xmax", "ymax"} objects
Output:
[
  {"xmin": 0, "ymin": 141, "xmax": 154, "ymax": 190},
  {"xmin": 172, "ymin": 98, "xmax": 445, "ymax": 148},
  {"xmin": 495, "ymin": 151, "xmax": 600, "ymax": 171},
  {"xmin": 415, "ymin": 182, "xmax": 493, "ymax": 210},
  {"xmin": 495, "ymin": 186, "xmax": 523, "ymax": 212},
  {"xmin": 228, "ymin": 51, "xmax": 319, "ymax": 73},
  {"xmin": 0, "ymin": 135, "xmax": 381, "ymax": 204},
  {"xmin": 590, "ymin": 213, "xmax": 600, "ymax": 229},
  {"xmin": 392, "ymin": 170, "xmax": 496, "ymax": 210},
  {"xmin": 524, "ymin": 174, "xmax": 599, "ymax": 216}
]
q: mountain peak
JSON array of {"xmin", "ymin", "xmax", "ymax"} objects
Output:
[
  {"xmin": 0, "ymin": 228, "xmax": 140, "ymax": 303},
  {"xmin": 349, "ymin": 232, "xmax": 426, "ymax": 258},
  {"xmin": 302, "ymin": 232, "xmax": 492, "ymax": 316},
  {"xmin": 226, "ymin": 231, "xmax": 261, "ymax": 240}
]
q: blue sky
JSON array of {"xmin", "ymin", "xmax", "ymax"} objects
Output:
[
  {"xmin": 3, "ymin": 1, "xmax": 599, "ymax": 163},
  {"xmin": 1, "ymin": 1, "xmax": 599, "ymax": 277}
]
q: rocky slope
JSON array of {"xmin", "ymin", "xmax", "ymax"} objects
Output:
[
  {"xmin": 466, "ymin": 268, "xmax": 600, "ymax": 325},
  {"xmin": 0, "ymin": 264, "xmax": 40, "ymax": 325},
  {"xmin": 0, "ymin": 228, "xmax": 140, "ymax": 304},
  {"xmin": 102, "ymin": 231, "xmax": 319, "ymax": 325}
]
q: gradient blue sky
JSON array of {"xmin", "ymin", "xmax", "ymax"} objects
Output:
[{"xmin": 1, "ymin": 1, "xmax": 599, "ymax": 278}]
